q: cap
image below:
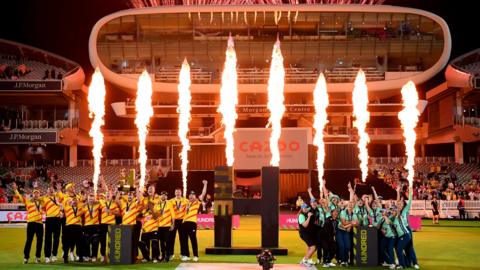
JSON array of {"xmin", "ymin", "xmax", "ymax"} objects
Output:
[
  {"xmin": 190, "ymin": 191, "xmax": 196, "ymax": 195},
  {"xmin": 32, "ymin": 189, "xmax": 40, "ymax": 194},
  {"xmin": 310, "ymin": 198, "xmax": 317, "ymax": 203},
  {"xmin": 301, "ymin": 203, "xmax": 309, "ymax": 209},
  {"xmin": 160, "ymin": 191, "xmax": 168, "ymax": 196},
  {"xmin": 377, "ymin": 196, "xmax": 384, "ymax": 200}
]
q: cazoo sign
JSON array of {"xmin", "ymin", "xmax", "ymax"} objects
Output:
[{"xmin": 233, "ymin": 128, "xmax": 311, "ymax": 170}]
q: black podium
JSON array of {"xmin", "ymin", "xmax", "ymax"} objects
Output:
[
  {"xmin": 108, "ymin": 225, "xmax": 135, "ymax": 264},
  {"xmin": 353, "ymin": 226, "xmax": 378, "ymax": 267}
]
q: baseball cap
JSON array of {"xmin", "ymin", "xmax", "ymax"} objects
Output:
[
  {"xmin": 301, "ymin": 203, "xmax": 309, "ymax": 209},
  {"xmin": 310, "ymin": 198, "xmax": 317, "ymax": 203}
]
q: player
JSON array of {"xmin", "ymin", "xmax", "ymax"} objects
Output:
[
  {"xmin": 157, "ymin": 191, "xmax": 175, "ymax": 262},
  {"xmin": 42, "ymin": 186, "xmax": 62, "ymax": 263},
  {"xmin": 168, "ymin": 187, "xmax": 189, "ymax": 260},
  {"xmin": 61, "ymin": 191, "xmax": 85, "ymax": 263},
  {"xmin": 180, "ymin": 180, "xmax": 208, "ymax": 262},
  {"xmin": 83, "ymin": 193, "xmax": 101, "ymax": 262},
  {"xmin": 13, "ymin": 183, "xmax": 43, "ymax": 264},
  {"xmin": 98, "ymin": 188, "xmax": 119, "ymax": 262}
]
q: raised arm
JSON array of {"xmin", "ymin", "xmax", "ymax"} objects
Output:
[
  {"xmin": 396, "ymin": 183, "xmax": 402, "ymax": 203},
  {"xmin": 348, "ymin": 182, "xmax": 355, "ymax": 202},
  {"xmin": 371, "ymin": 186, "xmax": 379, "ymax": 200},
  {"xmin": 12, "ymin": 182, "xmax": 26, "ymax": 204},
  {"xmin": 307, "ymin": 187, "xmax": 315, "ymax": 201},
  {"xmin": 199, "ymin": 180, "xmax": 208, "ymax": 201}
]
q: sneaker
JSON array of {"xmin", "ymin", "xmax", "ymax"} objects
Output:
[
  {"xmin": 300, "ymin": 259, "xmax": 313, "ymax": 267},
  {"xmin": 341, "ymin": 262, "xmax": 348, "ymax": 267},
  {"xmin": 51, "ymin": 256, "xmax": 57, "ymax": 262},
  {"xmin": 414, "ymin": 264, "xmax": 420, "ymax": 269},
  {"xmin": 35, "ymin": 257, "xmax": 41, "ymax": 263},
  {"xmin": 181, "ymin": 256, "xmax": 190, "ymax": 262},
  {"xmin": 84, "ymin": 256, "xmax": 90, "ymax": 262},
  {"xmin": 23, "ymin": 258, "xmax": 28, "ymax": 264},
  {"xmin": 396, "ymin": 266, "xmax": 404, "ymax": 269},
  {"xmin": 142, "ymin": 259, "xmax": 148, "ymax": 263},
  {"xmin": 328, "ymin": 262, "xmax": 336, "ymax": 267},
  {"xmin": 169, "ymin": 255, "xmax": 175, "ymax": 261},
  {"xmin": 322, "ymin": 263, "xmax": 330, "ymax": 268},
  {"xmin": 69, "ymin": 252, "xmax": 74, "ymax": 262},
  {"xmin": 45, "ymin": 257, "xmax": 51, "ymax": 263},
  {"xmin": 382, "ymin": 262, "xmax": 390, "ymax": 267},
  {"xmin": 307, "ymin": 259, "xmax": 316, "ymax": 265},
  {"xmin": 389, "ymin": 264, "xmax": 396, "ymax": 269},
  {"xmin": 100, "ymin": 256, "xmax": 105, "ymax": 263},
  {"xmin": 91, "ymin": 257, "xmax": 97, "ymax": 262},
  {"xmin": 193, "ymin": 256, "xmax": 199, "ymax": 262},
  {"xmin": 153, "ymin": 259, "xmax": 158, "ymax": 263}
]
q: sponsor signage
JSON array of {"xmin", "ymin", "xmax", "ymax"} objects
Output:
[
  {"xmin": 0, "ymin": 80, "xmax": 62, "ymax": 92},
  {"xmin": 354, "ymin": 226, "xmax": 378, "ymax": 267},
  {"xmin": 233, "ymin": 128, "xmax": 311, "ymax": 170},
  {"xmin": 237, "ymin": 105, "xmax": 314, "ymax": 114},
  {"xmin": 0, "ymin": 131, "xmax": 58, "ymax": 144},
  {"xmin": 108, "ymin": 225, "xmax": 134, "ymax": 264}
]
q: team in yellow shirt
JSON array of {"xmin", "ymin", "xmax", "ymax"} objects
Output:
[{"xmin": 11, "ymin": 177, "xmax": 209, "ymax": 265}]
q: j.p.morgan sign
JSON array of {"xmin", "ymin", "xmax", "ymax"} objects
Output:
[
  {"xmin": 0, "ymin": 80, "xmax": 62, "ymax": 92},
  {"xmin": 0, "ymin": 131, "xmax": 58, "ymax": 144}
]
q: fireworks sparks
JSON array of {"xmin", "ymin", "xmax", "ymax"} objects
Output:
[
  {"xmin": 313, "ymin": 73, "xmax": 329, "ymax": 193},
  {"xmin": 218, "ymin": 36, "xmax": 238, "ymax": 167},
  {"xmin": 135, "ymin": 71, "xmax": 154, "ymax": 191},
  {"xmin": 88, "ymin": 68, "xmax": 106, "ymax": 195},
  {"xmin": 352, "ymin": 69, "xmax": 370, "ymax": 182},
  {"xmin": 398, "ymin": 81, "xmax": 420, "ymax": 188},
  {"xmin": 178, "ymin": 59, "xmax": 192, "ymax": 197},
  {"xmin": 266, "ymin": 39, "xmax": 285, "ymax": 167}
]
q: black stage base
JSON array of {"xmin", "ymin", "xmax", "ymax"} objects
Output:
[{"xmin": 205, "ymin": 247, "xmax": 288, "ymax": 255}]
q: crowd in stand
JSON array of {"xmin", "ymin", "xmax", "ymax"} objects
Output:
[
  {"xmin": 0, "ymin": 63, "xmax": 32, "ymax": 80},
  {"xmin": 371, "ymin": 164, "xmax": 480, "ymax": 200}
]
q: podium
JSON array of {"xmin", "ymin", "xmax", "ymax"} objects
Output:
[
  {"xmin": 108, "ymin": 225, "xmax": 135, "ymax": 264},
  {"xmin": 353, "ymin": 226, "xmax": 378, "ymax": 267}
]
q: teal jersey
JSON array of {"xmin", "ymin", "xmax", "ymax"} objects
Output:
[
  {"xmin": 400, "ymin": 190, "xmax": 413, "ymax": 229},
  {"xmin": 369, "ymin": 208, "xmax": 383, "ymax": 227},
  {"xmin": 380, "ymin": 216, "xmax": 396, "ymax": 238},
  {"xmin": 338, "ymin": 209, "xmax": 357, "ymax": 231},
  {"xmin": 298, "ymin": 213, "xmax": 307, "ymax": 224},
  {"xmin": 354, "ymin": 205, "xmax": 369, "ymax": 226},
  {"xmin": 318, "ymin": 207, "xmax": 331, "ymax": 227},
  {"xmin": 392, "ymin": 215, "xmax": 410, "ymax": 238}
]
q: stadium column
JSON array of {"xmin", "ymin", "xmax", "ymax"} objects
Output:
[
  {"xmin": 454, "ymin": 141, "xmax": 464, "ymax": 164},
  {"xmin": 69, "ymin": 144, "xmax": 77, "ymax": 167},
  {"xmin": 387, "ymin": 144, "xmax": 391, "ymax": 161}
]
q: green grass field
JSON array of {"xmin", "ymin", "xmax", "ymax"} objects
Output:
[{"xmin": 0, "ymin": 218, "xmax": 479, "ymax": 270}]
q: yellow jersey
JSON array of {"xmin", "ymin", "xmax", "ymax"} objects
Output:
[
  {"xmin": 83, "ymin": 202, "xmax": 100, "ymax": 226},
  {"xmin": 41, "ymin": 194, "xmax": 62, "ymax": 218},
  {"xmin": 183, "ymin": 199, "xmax": 201, "ymax": 223},
  {"xmin": 169, "ymin": 197, "xmax": 189, "ymax": 220},
  {"xmin": 15, "ymin": 190, "xmax": 42, "ymax": 223},
  {"xmin": 120, "ymin": 196, "xmax": 140, "ymax": 225},
  {"xmin": 99, "ymin": 199, "xmax": 119, "ymax": 225},
  {"xmin": 157, "ymin": 200, "xmax": 174, "ymax": 228},
  {"xmin": 62, "ymin": 199, "xmax": 84, "ymax": 226},
  {"xmin": 142, "ymin": 208, "xmax": 158, "ymax": 233}
]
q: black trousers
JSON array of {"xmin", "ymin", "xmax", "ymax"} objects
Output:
[
  {"xmin": 315, "ymin": 228, "xmax": 322, "ymax": 262},
  {"xmin": 83, "ymin": 225, "xmax": 100, "ymax": 258},
  {"xmin": 62, "ymin": 225, "xmax": 83, "ymax": 261},
  {"xmin": 44, "ymin": 217, "xmax": 61, "ymax": 258},
  {"xmin": 180, "ymin": 221, "xmax": 198, "ymax": 257},
  {"xmin": 459, "ymin": 209, "xmax": 466, "ymax": 220},
  {"xmin": 99, "ymin": 224, "xmax": 109, "ymax": 257},
  {"xmin": 320, "ymin": 229, "xmax": 336, "ymax": 263},
  {"xmin": 24, "ymin": 222, "xmax": 44, "ymax": 259},
  {"xmin": 133, "ymin": 221, "xmax": 142, "ymax": 260},
  {"xmin": 168, "ymin": 219, "xmax": 183, "ymax": 256},
  {"xmin": 138, "ymin": 231, "xmax": 160, "ymax": 261},
  {"xmin": 158, "ymin": 227, "xmax": 170, "ymax": 258}
]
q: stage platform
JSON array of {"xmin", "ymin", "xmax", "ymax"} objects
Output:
[{"xmin": 176, "ymin": 263, "xmax": 313, "ymax": 270}]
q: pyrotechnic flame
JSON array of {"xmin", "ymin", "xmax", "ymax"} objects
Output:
[
  {"xmin": 178, "ymin": 59, "xmax": 192, "ymax": 197},
  {"xmin": 352, "ymin": 69, "xmax": 370, "ymax": 182},
  {"xmin": 218, "ymin": 36, "xmax": 238, "ymax": 166},
  {"xmin": 313, "ymin": 73, "xmax": 329, "ymax": 193},
  {"xmin": 135, "ymin": 70, "xmax": 153, "ymax": 191},
  {"xmin": 398, "ymin": 81, "xmax": 420, "ymax": 188},
  {"xmin": 266, "ymin": 39, "xmax": 286, "ymax": 167},
  {"xmin": 88, "ymin": 68, "xmax": 106, "ymax": 195}
]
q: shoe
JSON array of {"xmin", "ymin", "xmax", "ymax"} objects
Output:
[
  {"xmin": 23, "ymin": 258, "xmax": 28, "ymax": 264},
  {"xmin": 383, "ymin": 262, "xmax": 390, "ymax": 267},
  {"xmin": 35, "ymin": 257, "xmax": 41, "ymax": 263},
  {"xmin": 51, "ymin": 256, "xmax": 57, "ymax": 262},
  {"xmin": 300, "ymin": 259, "xmax": 313, "ymax": 267},
  {"xmin": 328, "ymin": 262, "xmax": 336, "ymax": 267},
  {"xmin": 100, "ymin": 256, "xmax": 105, "ymax": 263},
  {"xmin": 159, "ymin": 257, "xmax": 165, "ymax": 263},
  {"xmin": 45, "ymin": 257, "xmax": 51, "ymax": 263},
  {"xmin": 389, "ymin": 264, "xmax": 396, "ymax": 269},
  {"xmin": 153, "ymin": 259, "xmax": 158, "ymax": 263},
  {"xmin": 396, "ymin": 266, "xmax": 404, "ymax": 269},
  {"xmin": 322, "ymin": 263, "xmax": 330, "ymax": 268},
  {"xmin": 181, "ymin": 256, "xmax": 190, "ymax": 262},
  {"xmin": 141, "ymin": 259, "xmax": 148, "ymax": 263},
  {"xmin": 341, "ymin": 262, "xmax": 348, "ymax": 267},
  {"xmin": 68, "ymin": 252, "xmax": 74, "ymax": 262},
  {"xmin": 91, "ymin": 257, "xmax": 97, "ymax": 262},
  {"xmin": 84, "ymin": 256, "xmax": 90, "ymax": 262},
  {"xmin": 193, "ymin": 256, "xmax": 199, "ymax": 262},
  {"xmin": 169, "ymin": 255, "xmax": 175, "ymax": 261},
  {"xmin": 414, "ymin": 264, "xmax": 420, "ymax": 269},
  {"xmin": 307, "ymin": 259, "xmax": 316, "ymax": 265}
]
